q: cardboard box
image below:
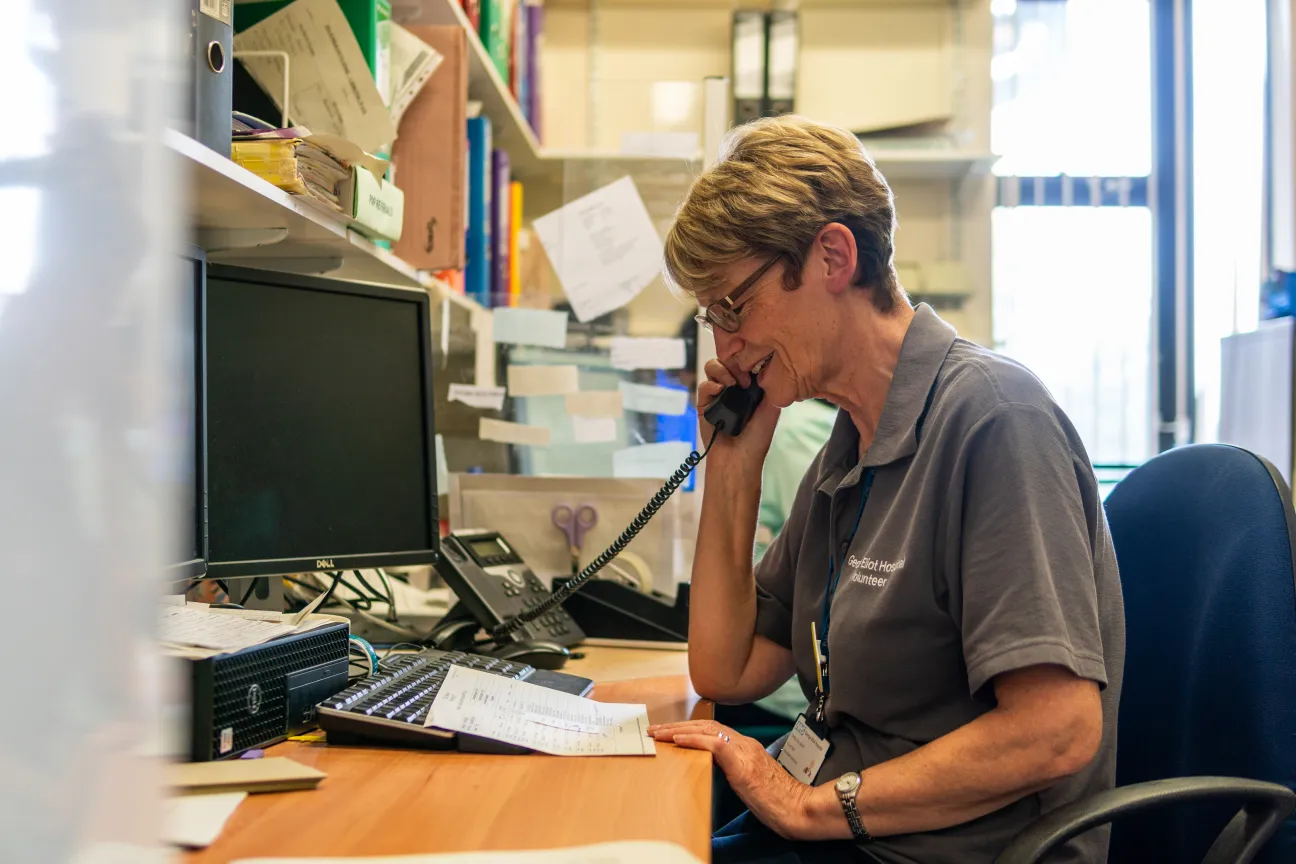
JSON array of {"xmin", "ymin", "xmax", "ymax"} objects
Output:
[{"xmin": 391, "ymin": 26, "xmax": 467, "ymax": 270}]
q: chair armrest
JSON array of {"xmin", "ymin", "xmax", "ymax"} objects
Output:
[{"xmin": 994, "ymin": 777, "xmax": 1295, "ymax": 864}]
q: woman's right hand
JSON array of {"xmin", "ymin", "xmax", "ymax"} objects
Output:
[{"xmin": 697, "ymin": 357, "xmax": 781, "ymax": 472}]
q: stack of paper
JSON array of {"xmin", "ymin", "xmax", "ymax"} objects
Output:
[
  {"xmin": 158, "ymin": 602, "xmax": 338, "ymax": 657},
  {"xmin": 164, "ymin": 792, "xmax": 247, "ymax": 849},
  {"xmin": 232, "ymin": 133, "xmax": 386, "ymax": 217},
  {"xmin": 425, "ymin": 666, "xmax": 654, "ymax": 757},
  {"xmin": 170, "ymin": 757, "xmax": 326, "ymax": 795}
]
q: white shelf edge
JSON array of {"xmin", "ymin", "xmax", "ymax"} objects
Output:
[
  {"xmin": 167, "ymin": 129, "xmax": 349, "ymax": 243},
  {"xmin": 171, "ymin": 129, "xmax": 485, "ymax": 301}
]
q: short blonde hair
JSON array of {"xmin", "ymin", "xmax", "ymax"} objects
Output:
[{"xmin": 664, "ymin": 115, "xmax": 905, "ymax": 312}]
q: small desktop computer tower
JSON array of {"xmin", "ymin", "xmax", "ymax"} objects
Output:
[{"xmin": 185, "ymin": 620, "xmax": 351, "ymax": 761}]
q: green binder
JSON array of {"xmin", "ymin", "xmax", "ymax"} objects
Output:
[{"xmin": 479, "ymin": 0, "xmax": 511, "ymax": 83}]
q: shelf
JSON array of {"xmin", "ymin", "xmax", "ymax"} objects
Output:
[
  {"xmin": 396, "ymin": 0, "xmax": 544, "ymax": 179},
  {"xmin": 171, "ymin": 130, "xmax": 486, "ymax": 317},
  {"xmin": 869, "ymin": 149, "xmax": 999, "ymax": 181}
]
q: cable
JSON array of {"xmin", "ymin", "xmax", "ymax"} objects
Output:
[
  {"xmin": 381, "ymin": 642, "xmax": 426, "ymax": 661},
  {"xmin": 237, "ymin": 579, "xmax": 260, "ymax": 607},
  {"xmin": 348, "ymin": 636, "xmax": 380, "ymax": 675},
  {"xmin": 375, "ymin": 568, "xmax": 398, "ymax": 622},
  {"xmin": 490, "ymin": 426, "xmax": 722, "ymax": 641}
]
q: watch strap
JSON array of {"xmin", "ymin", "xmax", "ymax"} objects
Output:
[{"xmin": 837, "ymin": 779, "xmax": 872, "ymax": 842}]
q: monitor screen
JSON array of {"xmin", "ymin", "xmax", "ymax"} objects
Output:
[{"xmin": 204, "ymin": 266, "xmax": 438, "ymax": 577}]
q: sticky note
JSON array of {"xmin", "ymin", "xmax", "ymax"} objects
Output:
[
  {"xmin": 571, "ymin": 416, "xmax": 618, "ymax": 443},
  {"xmin": 492, "ymin": 307, "xmax": 570, "ymax": 348},
  {"xmin": 564, "ymin": 391, "xmax": 623, "ymax": 418},
  {"xmin": 610, "ymin": 337, "xmax": 686, "ymax": 371},
  {"xmin": 619, "ymin": 381, "xmax": 689, "ymax": 416},
  {"xmin": 507, "ymin": 365, "xmax": 580, "ymax": 397},
  {"xmin": 613, "ymin": 441, "xmax": 695, "ymax": 479},
  {"xmin": 479, "ymin": 418, "xmax": 551, "ymax": 447},
  {"xmin": 435, "ymin": 433, "xmax": 449, "ymax": 495},
  {"xmin": 448, "ymin": 384, "xmax": 507, "ymax": 410}
]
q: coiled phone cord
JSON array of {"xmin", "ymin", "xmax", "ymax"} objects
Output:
[{"xmin": 489, "ymin": 425, "xmax": 723, "ymax": 641}]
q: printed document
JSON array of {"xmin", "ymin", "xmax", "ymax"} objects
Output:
[
  {"xmin": 425, "ymin": 666, "xmax": 654, "ymax": 756},
  {"xmin": 531, "ymin": 177, "xmax": 663, "ymax": 323},
  {"xmin": 234, "ymin": 0, "xmax": 396, "ymax": 153}
]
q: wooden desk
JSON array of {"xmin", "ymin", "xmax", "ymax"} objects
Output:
[{"xmin": 186, "ymin": 649, "xmax": 713, "ymax": 863}]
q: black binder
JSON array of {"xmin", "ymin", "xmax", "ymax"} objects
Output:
[{"xmin": 187, "ymin": 0, "xmax": 233, "ymax": 156}]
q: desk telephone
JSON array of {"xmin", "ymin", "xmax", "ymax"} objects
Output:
[{"xmin": 430, "ymin": 382, "xmax": 765, "ymax": 669}]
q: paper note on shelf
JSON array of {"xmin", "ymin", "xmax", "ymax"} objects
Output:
[
  {"xmin": 508, "ymin": 365, "xmax": 580, "ymax": 397},
  {"xmin": 229, "ymin": 839, "xmax": 705, "ymax": 864},
  {"xmin": 620, "ymin": 131, "xmax": 701, "ymax": 160},
  {"xmin": 619, "ymin": 381, "xmax": 689, "ymax": 416},
  {"xmin": 565, "ymin": 391, "xmax": 623, "ymax": 418},
  {"xmin": 234, "ymin": 0, "xmax": 396, "ymax": 153},
  {"xmin": 164, "ymin": 792, "xmax": 246, "ymax": 849},
  {"xmin": 449, "ymin": 383, "xmax": 507, "ymax": 410},
  {"xmin": 492, "ymin": 308, "xmax": 569, "ymax": 349},
  {"xmin": 388, "ymin": 23, "xmax": 444, "ymax": 130},
  {"xmin": 435, "ymin": 434, "xmax": 449, "ymax": 500},
  {"xmin": 480, "ymin": 418, "xmax": 551, "ymax": 447},
  {"xmin": 610, "ymin": 337, "xmax": 686, "ymax": 371},
  {"xmin": 531, "ymin": 176, "xmax": 663, "ymax": 323},
  {"xmin": 571, "ymin": 416, "xmax": 618, "ymax": 444},
  {"xmin": 426, "ymin": 665, "xmax": 654, "ymax": 756},
  {"xmin": 613, "ymin": 442, "xmax": 695, "ymax": 479}
]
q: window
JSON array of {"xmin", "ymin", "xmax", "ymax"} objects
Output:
[{"xmin": 991, "ymin": 0, "xmax": 1156, "ymax": 465}]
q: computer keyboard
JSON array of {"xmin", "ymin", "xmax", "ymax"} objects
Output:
[{"xmin": 316, "ymin": 647, "xmax": 595, "ymax": 753}]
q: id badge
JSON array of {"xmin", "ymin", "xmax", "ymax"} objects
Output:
[{"xmin": 776, "ymin": 713, "xmax": 832, "ymax": 785}]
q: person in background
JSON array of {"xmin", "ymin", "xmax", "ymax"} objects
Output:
[{"xmin": 650, "ymin": 116, "xmax": 1124, "ymax": 864}]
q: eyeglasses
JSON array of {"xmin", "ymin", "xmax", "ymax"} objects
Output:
[{"xmin": 694, "ymin": 255, "xmax": 782, "ymax": 333}]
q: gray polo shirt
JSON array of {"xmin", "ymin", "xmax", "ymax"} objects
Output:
[{"xmin": 754, "ymin": 304, "xmax": 1125, "ymax": 864}]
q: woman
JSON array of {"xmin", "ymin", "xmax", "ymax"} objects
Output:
[{"xmin": 647, "ymin": 116, "xmax": 1125, "ymax": 864}]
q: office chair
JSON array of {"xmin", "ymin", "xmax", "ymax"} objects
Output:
[{"xmin": 997, "ymin": 444, "xmax": 1296, "ymax": 864}]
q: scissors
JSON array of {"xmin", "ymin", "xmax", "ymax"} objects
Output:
[{"xmin": 552, "ymin": 504, "xmax": 598, "ymax": 575}]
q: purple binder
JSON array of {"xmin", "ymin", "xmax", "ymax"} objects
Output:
[
  {"xmin": 490, "ymin": 149, "xmax": 511, "ymax": 308},
  {"xmin": 525, "ymin": 3, "xmax": 543, "ymax": 141}
]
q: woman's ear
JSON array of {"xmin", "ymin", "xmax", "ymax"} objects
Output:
[{"xmin": 817, "ymin": 224, "xmax": 857, "ymax": 295}]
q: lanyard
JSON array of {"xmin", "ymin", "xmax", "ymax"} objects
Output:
[{"xmin": 814, "ymin": 468, "xmax": 874, "ymax": 721}]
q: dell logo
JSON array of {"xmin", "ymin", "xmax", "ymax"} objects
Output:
[
  {"xmin": 316, "ymin": 559, "xmax": 335, "ymax": 569},
  {"xmin": 247, "ymin": 683, "xmax": 263, "ymax": 716}
]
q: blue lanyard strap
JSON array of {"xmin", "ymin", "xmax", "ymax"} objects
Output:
[{"xmin": 820, "ymin": 468, "xmax": 875, "ymax": 658}]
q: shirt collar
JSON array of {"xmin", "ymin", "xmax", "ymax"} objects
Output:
[{"xmin": 815, "ymin": 304, "xmax": 957, "ymax": 493}]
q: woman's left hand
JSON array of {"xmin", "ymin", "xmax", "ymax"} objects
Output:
[{"xmin": 648, "ymin": 719, "xmax": 812, "ymax": 839}]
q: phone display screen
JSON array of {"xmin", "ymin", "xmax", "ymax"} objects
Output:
[{"xmin": 469, "ymin": 537, "xmax": 506, "ymax": 559}]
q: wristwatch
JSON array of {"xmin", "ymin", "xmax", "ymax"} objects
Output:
[{"xmin": 834, "ymin": 772, "xmax": 872, "ymax": 841}]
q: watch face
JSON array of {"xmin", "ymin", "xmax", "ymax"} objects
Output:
[{"xmin": 836, "ymin": 773, "xmax": 860, "ymax": 794}]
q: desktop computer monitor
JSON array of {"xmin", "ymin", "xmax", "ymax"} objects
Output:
[
  {"xmin": 169, "ymin": 247, "xmax": 208, "ymax": 580},
  {"xmin": 203, "ymin": 265, "xmax": 439, "ymax": 578}
]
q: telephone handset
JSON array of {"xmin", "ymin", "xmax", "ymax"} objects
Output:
[
  {"xmin": 702, "ymin": 381, "xmax": 766, "ymax": 436},
  {"xmin": 445, "ymin": 380, "xmax": 767, "ymax": 658}
]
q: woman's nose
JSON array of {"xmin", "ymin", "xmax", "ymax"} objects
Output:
[{"xmin": 713, "ymin": 327, "xmax": 744, "ymax": 359}]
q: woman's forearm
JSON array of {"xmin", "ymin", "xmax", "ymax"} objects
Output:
[
  {"xmin": 790, "ymin": 671, "xmax": 1102, "ymax": 840},
  {"xmin": 686, "ymin": 457, "xmax": 766, "ymax": 696}
]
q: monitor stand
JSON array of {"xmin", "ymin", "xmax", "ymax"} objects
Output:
[{"xmin": 226, "ymin": 576, "xmax": 285, "ymax": 613}]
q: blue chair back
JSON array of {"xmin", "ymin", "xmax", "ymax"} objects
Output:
[{"xmin": 1104, "ymin": 444, "xmax": 1296, "ymax": 863}]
